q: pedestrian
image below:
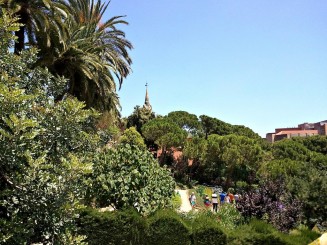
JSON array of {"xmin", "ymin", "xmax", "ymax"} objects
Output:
[
  {"xmin": 212, "ymin": 193, "xmax": 218, "ymax": 212},
  {"xmin": 225, "ymin": 194, "xmax": 231, "ymax": 204},
  {"xmin": 228, "ymin": 191, "xmax": 235, "ymax": 204},
  {"xmin": 219, "ymin": 192, "xmax": 226, "ymax": 205},
  {"xmin": 204, "ymin": 195, "xmax": 211, "ymax": 208},
  {"xmin": 189, "ymin": 192, "xmax": 196, "ymax": 209}
]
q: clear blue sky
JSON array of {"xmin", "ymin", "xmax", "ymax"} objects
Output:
[{"xmin": 106, "ymin": 0, "xmax": 327, "ymax": 137}]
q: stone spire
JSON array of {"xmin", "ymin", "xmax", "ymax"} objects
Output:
[{"xmin": 143, "ymin": 82, "xmax": 152, "ymax": 111}]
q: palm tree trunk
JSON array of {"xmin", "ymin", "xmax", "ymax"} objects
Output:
[{"xmin": 14, "ymin": 9, "xmax": 28, "ymax": 54}]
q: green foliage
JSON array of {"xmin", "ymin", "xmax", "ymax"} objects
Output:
[
  {"xmin": 4, "ymin": 0, "xmax": 133, "ymax": 113},
  {"xmin": 142, "ymin": 117, "xmax": 187, "ymax": 149},
  {"xmin": 228, "ymin": 220, "xmax": 289, "ymax": 245},
  {"xmin": 127, "ymin": 105, "xmax": 156, "ymax": 133},
  {"xmin": 120, "ymin": 127, "xmax": 146, "ymax": 149},
  {"xmin": 183, "ymin": 136, "xmax": 207, "ymax": 160},
  {"xmin": 172, "ymin": 191, "xmax": 182, "ymax": 209},
  {"xmin": 272, "ymin": 139, "xmax": 310, "ymax": 161},
  {"xmin": 1, "ymin": 0, "xmax": 68, "ymax": 53},
  {"xmin": 167, "ymin": 111, "xmax": 200, "ymax": 134},
  {"xmin": 287, "ymin": 225, "xmax": 320, "ymax": 245},
  {"xmin": 262, "ymin": 138, "xmax": 327, "ymax": 227},
  {"xmin": 78, "ymin": 208, "xmax": 318, "ymax": 245},
  {"xmin": 202, "ymin": 134, "xmax": 263, "ymax": 185},
  {"xmin": 192, "ymin": 214, "xmax": 227, "ymax": 245},
  {"xmin": 0, "ymin": 8, "xmax": 21, "ymax": 50},
  {"xmin": 146, "ymin": 209, "xmax": 191, "ymax": 245},
  {"xmin": 291, "ymin": 135, "xmax": 327, "ymax": 154},
  {"xmin": 0, "ymin": 11, "xmax": 98, "ymax": 243},
  {"xmin": 216, "ymin": 205, "xmax": 244, "ymax": 230},
  {"xmin": 78, "ymin": 208, "xmax": 146, "ymax": 245},
  {"xmin": 235, "ymin": 181, "xmax": 249, "ymax": 192},
  {"xmin": 199, "ymin": 115, "xmax": 261, "ymax": 140},
  {"xmin": 228, "ymin": 220, "xmax": 319, "ymax": 245},
  {"xmin": 89, "ymin": 144, "xmax": 175, "ymax": 215},
  {"xmin": 259, "ymin": 159, "xmax": 306, "ymax": 179}
]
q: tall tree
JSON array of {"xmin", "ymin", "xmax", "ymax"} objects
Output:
[
  {"xmin": 37, "ymin": 0, "xmax": 133, "ymax": 113},
  {"xmin": 167, "ymin": 111, "xmax": 200, "ymax": 135},
  {"xmin": 142, "ymin": 118, "xmax": 187, "ymax": 164},
  {"xmin": 203, "ymin": 134, "xmax": 263, "ymax": 186},
  {"xmin": 126, "ymin": 105, "xmax": 155, "ymax": 133},
  {"xmin": 199, "ymin": 115, "xmax": 260, "ymax": 140},
  {"xmin": 142, "ymin": 118, "xmax": 187, "ymax": 150},
  {"xmin": 1, "ymin": 0, "xmax": 68, "ymax": 54}
]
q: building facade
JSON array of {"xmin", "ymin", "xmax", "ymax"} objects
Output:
[{"xmin": 266, "ymin": 120, "xmax": 327, "ymax": 143}]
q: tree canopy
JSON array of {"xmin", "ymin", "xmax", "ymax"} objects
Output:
[
  {"xmin": 2, "ymin": 0, "xmax": 133, "ymax": 113},
  {"xmin": 167, "ymin": 111, "xmax": 200, "ymax": 134},
  {"xmin": 142, "ymin": 118, "xmax": 187, "ymax": 150}
]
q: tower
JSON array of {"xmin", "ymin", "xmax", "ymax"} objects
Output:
[{"xmin": 143, "ymin": 82, "xmax": 152, "ymax": 111}]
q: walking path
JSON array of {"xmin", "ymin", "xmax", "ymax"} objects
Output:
[{"xmin": 176, "ymin": 189, "xmax": 192, "ymax": 212}]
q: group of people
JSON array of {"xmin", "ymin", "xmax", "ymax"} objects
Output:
[{"xmin": 189, "ymin": 191, "xmax": 240, "ymax": 212}]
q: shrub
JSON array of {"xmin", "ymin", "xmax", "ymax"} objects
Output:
[
  {"xmin": 172, "ymin": 191, "xmax": 182, "ymax": 209},
  {"xmin": 90, "ymin": 144, "xmax": 175, "ymax": 215},
  {"xmin": 285, "ymin": 225, "xmax": 320, "ymax": 245},
  {"xmin": 227, "ymin": 220, "xmax": 287, "ymax": 245},
  {"xmin": 77, "ymin": 208, "xmax": 146, "ymax": 245},
  {"xmin": 146, "ymin": 209, "xmax": 191, "ymax": 245},
  {"xmin": 237, "ymin": 179, "xmax": 302, "ymax": 232},
  {"xmin": 216, "ymin": 204, "xmax": 244, "ymax": 229},
  {"xmin": 192, "ymin": 214, "xmax": 227, "ymax": 245}
]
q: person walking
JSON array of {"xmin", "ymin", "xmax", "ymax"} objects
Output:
[
  {"xmin": 212, "ymin": 193, "xmax": 218, "ymax": 212},
  {"xmin": 204, "ymin": 195, "xmax": 211, "ymax": 208},
  {"xmin": 219, "ymin": 192, "xmax": 226, "ymax": 205},
  {"xmin": 189, "ymin": 192, "xmax": 196, "ymax": 209},
  {"xmin": 228, "ymin": 191, "xmax": 235, "ymax": 204}
]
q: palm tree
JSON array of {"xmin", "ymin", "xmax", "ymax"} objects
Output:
[
  {"xmin": 0, "ymin": 0, "xmax": 68, "ymax": 54},
  {"xmin": 38, "ymin": 0, "xmax": 133, "ymax": 114}
]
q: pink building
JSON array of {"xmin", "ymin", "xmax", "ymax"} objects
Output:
[{"xmin": 266, "ymin": 120, "xmax": 327, "ymax": 143}]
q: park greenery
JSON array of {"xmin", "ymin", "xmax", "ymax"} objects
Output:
[{"xmin": 0, "ymin": 1, "xmax": 326, "ymax": 244}]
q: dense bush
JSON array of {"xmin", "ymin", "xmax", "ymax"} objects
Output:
[
  {"xmin": 146, "ymin": 209, "xmax": 191, "ymax": 245},
  {"xmin": 216, "ymin": 204, "xmax": 244, "ymax": 229},
  {"xmin": 77, "ymin": 208, "xmax": 146, "ymax": 245},
  {"xmin": 89, "ymin": 144, "xmax": 175, "ymax": 215},
  {"xmin": 228, "ymin": 220, "xmax": 288, "ymax": 245},
  {"xmin": 192, "ymin": 215, "xmax": 227, "ymax": 245},
  {"xmin": 172, "ymin": 191, "xmax": 182, "ymax": 209},
  {"xmin": 77, "ymin": 208, "xmax": 319, "ymax": 245},
  {"xmin": 237, "ymin": 179, "xmax": 302, "ymax": 232},
  {"xmin": 227, "ymin": 219, "xmax": 320, "ymax": 245}
]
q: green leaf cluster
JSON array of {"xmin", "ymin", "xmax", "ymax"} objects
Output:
[
  {"xmin": 89, "ymin": 144, "xmax": 175, "ymax": 215},
  {"xmin": 120, "ymin": 127, "xmax": 146, "ymax": 149}
]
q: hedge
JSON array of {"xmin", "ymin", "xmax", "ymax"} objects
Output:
[
  {"xmin": 77, "ymin": 208, "xmax": 319, "ymax": 245},
  {"xmin": 77, "ymin": 208, "xmax": 146, "ymax": 245},
  {"xmin": 192, "ymin": 215, "xmax": 227, "ymax": 245},
  {"xmin": 227, "ymin": 224, "xmax": 287, "ymax": 245},
  {"xmin": 227, "ymin": 219, "xmax": 319, "ymax": 245},
  {"xmin": 146, "ymin": 209, "xmax": 191, "ymax": 245}
]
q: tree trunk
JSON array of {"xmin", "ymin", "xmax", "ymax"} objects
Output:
[{"xmin": 14, "ymin": 9, "xmax": 28, "ymax": 54}]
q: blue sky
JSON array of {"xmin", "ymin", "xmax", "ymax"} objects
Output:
[{"xmin": 106, "ymin": 0, "xmax": 327, "ymax": 137}]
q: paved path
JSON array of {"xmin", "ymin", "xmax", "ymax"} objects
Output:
[{"xmin": 176, "ymin": 189, "xmax": 192, "ymax": 212}]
